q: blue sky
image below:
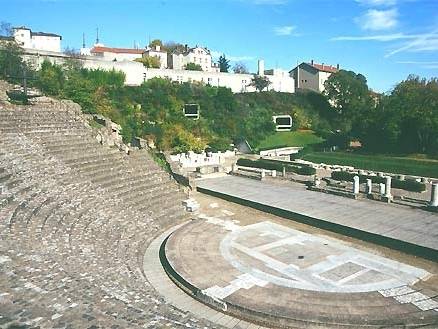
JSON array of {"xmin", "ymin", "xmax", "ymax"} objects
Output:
[{"xmin": 2, "ymin": 0, "xmax": 437, "ymax": 92}]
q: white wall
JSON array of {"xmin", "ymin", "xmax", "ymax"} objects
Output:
[
  {"xmin": 21, "ymin": 50, "xmax": 295, "ymax": 93},
  {"xmin": 318, "ymin": 71, "xmax": 332, "ymax": 93},
  {"xmin": 31, "ymin": 35, "xmax": 61, "ymax": 52},
  {"xmin": 13, "ymin": 29, "xmax": 32, "ymax": 48},
  {"xmin": 13, "ymin": 28, "xmax": 61, "ymax": 52},
  {"xmin": 94, "ymin": 51, "xmax": 142, "ymax": 62}
]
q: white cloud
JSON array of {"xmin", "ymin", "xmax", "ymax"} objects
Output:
[
  {"xmin": 396, "ymin": 61, "xmax": 438, "ymax": 69},
  {"xmin": 273, "ymin": 25, "xmax": 296, "ymax": 36},
  {"xmin": 331, "ymin": 30, "xmax": 438, "ymax": 56},
  {"xmin": 355, "ymin": 0, "xmax": 397, "ymax": 6},
  {"xmin": 385, "ymin": 29, "xmax": 438, "ymax": 57},
  {"xmin": 331, "ymin": 33, "xmax": 419, "ymax": 42},
  {"xmin": 211, "ymin": 51, "xmax": 255, "ymax": 62},
  {"xmin": 356, "ymin": 8, "xmax": 398, "ymax": 30}
]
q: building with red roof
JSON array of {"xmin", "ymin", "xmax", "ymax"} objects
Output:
[
  {"xmin": 290, "ymin": 60, "xmax": 340, "ymax": 93},
  {"xmin": 90, "ymin": 45, "xmax": 144, "ymax": 61}
]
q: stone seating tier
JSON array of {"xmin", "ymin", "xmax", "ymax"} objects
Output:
[{"xmin": 0, "ymin": 104, "xmax": 208, "ymax": 329}]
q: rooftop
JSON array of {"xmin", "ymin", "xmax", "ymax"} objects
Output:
[
  {"xmin": 13, "ymin": 26, "xmax": 62, "ymax": 39},
  {"xmin": 90, "ymin": 46, "xmax": 144, "ymax": 55},
  {"xmin": 310, "ymin": 61, "xmax": 338, "ymax": 73}
]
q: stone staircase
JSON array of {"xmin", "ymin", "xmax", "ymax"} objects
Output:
[{"xmin": 0, "ymin": 102, "xmax": 215, "ymax": 328}]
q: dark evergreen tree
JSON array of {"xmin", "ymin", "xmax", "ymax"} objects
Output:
[{"xmin": 218, "ymin": 54, "xmax": 230, "ymax": 73}]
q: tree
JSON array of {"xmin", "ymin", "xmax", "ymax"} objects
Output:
[
  {"xmin": 149, "ymin": 39, "xmax": 163, "ymax": 49},
  {"xmin": 0, "ymin": 22, "xmax": 12, "ymax": 37},
  {"xmin": 0, "ymin": 42, "xmax": 30, "ymax": 83},
  {"xmin": 64, "ymin": 47, "xmax": 81, "ymax": 58},
  {"xmin": 164, "ymin": 41, "xmax": 185, "ymax": 54},
  {"xmin": 135, "ymin": 56, "xmax": 161, "ymax": 68},
  {"xmin": 233, "ymin": 62, "xmax": 249, "ymax": 74},
  {"xmin": 218, "ymin": 54, "xmax": 230, "ymax": 73},
  {"xmin": 36, "ymin": 60, "xmax": 65, "ymax": 95},
  {"xmin": 324, "ymin": 70, "xmax": 372, "ymax": 116},
  {"xmin": 370, "ymin": 76, "xmax": 438, "ymax": 154},
  {"xmin": 250, "ymin": 75, "xmax": 271, "ymax": 92},
  {"xmin": 185, "ymin": 62, "xmax": 202, "ymax": 71},
  {"xmin": 323, "ymin": 69, "xmax": 374, "ymax": 143}
]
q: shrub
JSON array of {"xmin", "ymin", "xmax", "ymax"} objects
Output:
[
  {"xmin": 296, "ymin": 165, "xmax": 316, "ymax": 176},
  {"xmin": 331, "ymin": 171, "xmax": 426, "ymax": 192},
  {"xmin": 236, "ymin": 158, "xmax": 316, "ymax": 176}
]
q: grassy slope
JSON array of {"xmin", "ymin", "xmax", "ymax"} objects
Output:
[
  {"xmin": 302, "ymin": 152, "xmax": 438, "ymax": 178},
  {"xmin": 257, "ymin": 130, "xmax": 324, "ymax": 150}
]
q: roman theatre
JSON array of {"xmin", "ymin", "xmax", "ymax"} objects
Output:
[{"xmin": 1, "ymin": 85, "xmax": 437, "ymax": 328}]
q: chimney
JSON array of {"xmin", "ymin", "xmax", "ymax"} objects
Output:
[
  {"xmin": 156, "ymin": 45, "xmax": 161, "ymax": 52},
  {"xmin": 337, "ymin": 63, "xmax": 340, "ymax": 70},
  {"xmin": 184, "ymin": 44, "xmax": 188, "ymax": 52},
  {"xmin": 322, "ymin": 63, "xmax": 324, "ymax": 69},
  {"xmin": 258, "ymin": 59, "xmax": 265, "ymax": 76},
  {"xmin": 311, "ymin": 59, "xmax": 314, "ymax": 66}
]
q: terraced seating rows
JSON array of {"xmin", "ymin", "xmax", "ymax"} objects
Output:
[{"xmin": 0, "ymin": 103, "xmax": 217, "ymax": 328}]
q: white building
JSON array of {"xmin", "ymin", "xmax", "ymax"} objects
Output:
[
  {"xmin": 89, "ymin": 46, "xmax": 144, "ymax": 61},
  {"xmin": 172, "ymin": 46, "xmax": 219, "ymax": 72},
  {"xmin": 13, "ymin": 26, "xmax": 62, "ymax": 52},
  {"xmin": 290, "ymin": 60, "xmax": 339, "ymax": 93},
  {"xmin": 143, "ymin": 45, "xmax": 168, "ymax": 69},
  {"xmin": 21, "ymin": 47, "xmax": 295, "ymax": 93}
]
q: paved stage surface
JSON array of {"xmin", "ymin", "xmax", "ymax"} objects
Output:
[
  {"xmin": 196, "ymin": 176, "xmax": 438, "ymax": 254},
  {"xmin": 164, "ymin": 199, "xmax": 438, "ymax": 328}
]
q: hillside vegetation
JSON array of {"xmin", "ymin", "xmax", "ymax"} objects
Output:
[
  {"xmin": 7, "ymin": 57, "xmax": 333, "ymax": 153},
  {"xmin": 1, "ymin": 42, "xmax": 437, "ymax": 160},
  {"xmin": 257, "ymin": 130, "xmax": 324, "ymax": 150},
  {"xmin": 302, "ymin": 152, "xmax": 438, "ymax": 178}
]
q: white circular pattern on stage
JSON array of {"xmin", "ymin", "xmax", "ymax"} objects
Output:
[{"xmin": 217, "ymin": 221, "xmax": 429, "ymax": 294}]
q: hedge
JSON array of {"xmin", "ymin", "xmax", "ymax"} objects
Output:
[
  {"xmin": 331, "ymin": 171, "xmax": 426, "ymax": 192},
  {"xmin": 236, "ymin": 158, "xmax": 316, "ymax": 176}
]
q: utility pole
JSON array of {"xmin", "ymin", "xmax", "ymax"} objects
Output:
[{"xmin": 23, "ymin": 67, "xmax": 27, "ymax": 98}]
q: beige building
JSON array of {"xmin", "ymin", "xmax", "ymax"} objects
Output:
[{"xmin": 290, "ymin": 60, "xmax": 339, "ymax": 93}]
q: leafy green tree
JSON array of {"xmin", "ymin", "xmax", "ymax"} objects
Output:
[
  {"xmin": 250, "ymin": 75, "xmax": 271, "ymax": 92},
  {"xmin": 324, "ymin": 70, "xmax": 372, "ymax": 117},
  {"xmin": 0, "ymin": 42, "xmax": 29, "ymax": 83},
  {"xmin": 323, "ymin": 69, "xmax": 374, "ymax": 145},
  {"xmin": 366, "ymin": 76, "xmax": 438, "ymax": 154},
  {"xmin": 36, "ymin": 60, "xmax": 65, "ymax": 95},
  {"xmin": 164, "ymin": 41, "xmax": 185, "ymax": 54},
  {"xmin": 218, "ymin": 54, "xmax": 230, "ymax": 73},
  {"xmin": 135, "ymin": 56, "xmax": 161, "ymax": 68},
  {"xmin": 149, "ymin": 39, "xmax": 163, "ymax": 48},
  {"xmin": 185, "ymin": 62, "xmax": 202, "ymax": 71}
]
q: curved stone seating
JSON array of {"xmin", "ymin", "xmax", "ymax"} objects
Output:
[{"xmin": 0, "ymin": 104, "xmax": 213, "ymax": 328}]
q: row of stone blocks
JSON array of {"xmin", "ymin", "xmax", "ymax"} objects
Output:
[{"xmin": 0, "ymin": 106, "xmax": 216, "ymax": 329}]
